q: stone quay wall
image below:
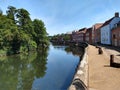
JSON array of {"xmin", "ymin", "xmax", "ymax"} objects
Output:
[{"xmin": 68, "ymin": 46, "xmax": 88, "ymax": 90}]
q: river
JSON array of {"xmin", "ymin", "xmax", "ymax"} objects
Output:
[{"xmin": 0, "ymin": 44, "xmax": 84, "ymax": 90}]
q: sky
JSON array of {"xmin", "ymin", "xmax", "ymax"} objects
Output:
[{"xmin": 0, "ymin": 0, "xmax": 120, "ymax": 35}]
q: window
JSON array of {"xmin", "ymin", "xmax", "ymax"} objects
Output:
[{"xmin": 113, "ymin": 34, "xmax": 116, "ymax": 39}]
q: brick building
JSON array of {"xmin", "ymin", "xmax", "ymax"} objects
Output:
[
  {"xmin": 72, "ymin": 28, "xmax": 87, "ymax": 42},
  {"xmin": 92, "ymin": 23, "xmax": 103, "ymax": 44},
  {"xmin": 112, "ymin": 22, "xmax": 120, "ymax": 47},
  {"xmin": 101, "ymin": 12, "xmax": 120, "ymax": 45},
  {"xmin": 85, "ymin": 27, "xmax": 92, "ymax": 44}
]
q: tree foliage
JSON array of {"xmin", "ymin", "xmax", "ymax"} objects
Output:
[
  {"xmin": 6, "ymin": 6, "xmax": 17, "ymax": 24},
  {"xmin": 32, "ymin": 19, "xmax": 48, "ymax": 48},
  {"xmin": 0, "ymin": 6, "xmax": 49, "ymax": 55},
  {"xmin": 51, "ymin": 33, "xmax": 71, "ymax": 41}
]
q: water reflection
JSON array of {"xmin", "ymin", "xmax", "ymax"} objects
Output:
[
  {"xmin": 0, "ymin": 47, "xmax": 49, "ymax": 90},
  {"xmin": 65, "ymin": 46, "xmax": 84, "ymax": 56},
  {"xmin": 0, "ymin": 45, "xmax": 84, "ymax": 90}
]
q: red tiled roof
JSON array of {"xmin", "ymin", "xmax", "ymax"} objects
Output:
[{"xmin": 94, "ymin": 23, "xmax": 103, "ymax": 29}]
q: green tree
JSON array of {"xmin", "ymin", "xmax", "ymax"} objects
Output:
[
  {"xmin": 16, "ymin": 8, "xmax": 31, "ymax": 27},
  {"xmin": 0, "ymin": 6, "xmax": 48, "ymax": 55},
  {"xmin": 16, "ymin": 8, "xmax": 36, "ymax": 51},
  {"xmin": 32, "ymin": 19, "xmax": 49, "ymax": 49},
  {"xmin": 0, "ymin": 14, "xmax": 22, "ymax": 54},
  {"xmin": 63, "ymin": 34, "xmax": 71, "ymax": 41},
  {"xmin": 6, "ymin": 6, "xmax": 17, "ymax": 24},
  {"xmin": 0, "ymin": 9, "xmax": 3, "ymax": 16}
]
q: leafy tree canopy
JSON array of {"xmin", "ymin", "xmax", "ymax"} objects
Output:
[{"xmin": 0, "ymin": 6, "xmax": 49, "ymax": 55}]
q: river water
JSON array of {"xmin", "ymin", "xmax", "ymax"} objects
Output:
[{"xmin": 0, "ymin": 44, "xmax": 83, "ymax": 90}]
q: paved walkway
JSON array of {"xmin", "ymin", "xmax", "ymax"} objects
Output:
[
  {"xmin": 88, "ymin": 45, "xmax": 120, "ymax": 90},
  {"xmin": 102, "ymin": 46, "xmax": 120, "ymax": 63}
]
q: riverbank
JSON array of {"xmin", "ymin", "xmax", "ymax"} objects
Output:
[
  {"xmin": 68, "ymin": 45, "xmax": 88, "ymax": 90},
  {"xmin": 88, "ymin": 45, "xmax": 120, "ymax": 90},
  {"xmin": 68, "ymin": 44, "xmax": 120, "ymax": 90}
]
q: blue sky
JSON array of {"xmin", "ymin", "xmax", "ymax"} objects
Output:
[{"xmin": 0, "ymin": 0, "xmax": 120, "ymax": 35}]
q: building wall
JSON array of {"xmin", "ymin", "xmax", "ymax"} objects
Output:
[
  {"xmin": 79, "ymin": 34, "xmax": 84, "ymax": 42},
  {"xmin": 85, "ymin": 30, "xmax": 92, "ymax": 44},
  {"xmin": 85, "ymin": 33, "xmax": 89, "ymax": 42},
  {"xmin": 101, "ymin": 17, "xmax": 120, "ymax": 45},
  {"xmin": 96, "ymin": 28, "xmax": 101, "ymax": 43},
  {"xmin": 92, "ymin": 27, "xmax": 95, "ymax": 44},
  {"xmin": 94, "ymin": 24, "xmax": 103, "ymax": 44},
  {"xmin": 112, "ymin": 26, "xmax": 120, "ymax": 47},
  {"xmin": 101, "ymin": 25, "xmax": 111, "ymax": 44},
  {"xmin": 72, "ymin": 32, "xmax": 85, "ymax": 42},
  {"xmin": 110, "ymin": 17, "xmax": 120, "ymax": 29}
]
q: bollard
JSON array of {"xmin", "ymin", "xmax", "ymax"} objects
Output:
[
  {"xmin": 95, "ymin": 45, "xmax": 98, "ymax": 48},
  {"xmin": 95, "ymin": 44, "xmax": 99, "ymax": 48},
  {"xmin": 110, "ymin": 55, "xmax": 114, "ymax": 67},
  {"xmin": 98, "ymin": 47, "xmax": 103, "ymax": 54}
]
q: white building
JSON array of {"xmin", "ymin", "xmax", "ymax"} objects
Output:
[{"xmin": 101, "ymin": 12, "xmax": 120, "ymax": 45}]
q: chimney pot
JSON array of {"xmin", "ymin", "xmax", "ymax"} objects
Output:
[{"xmin": 115, "ymin": 12, "xmax": 119, "ymax": 17}]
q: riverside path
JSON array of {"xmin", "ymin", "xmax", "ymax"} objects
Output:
[{"xmin": 88, "ymin": 45, "xmax": 120, "ymax": 90}]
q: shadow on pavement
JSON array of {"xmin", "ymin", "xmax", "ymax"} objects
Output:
[
  {"xmin": 104, "ymin": 65, "xmax": 110, "ymax": 67},
  {"xmin": 104, "ymin": 63, "xmax": 120, "ymax": 68},
  {"xmin": 111, "ymin": 62, "xmax": 120, "ymax": 68},
  {"xmin": 95, "ymin": 44, "xmax": 120, "ymax": 52},
  {"xmin": 116, "ymin": 54, "xmax": 120, "ymax": 56}
]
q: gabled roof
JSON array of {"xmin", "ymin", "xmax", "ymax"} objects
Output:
[
  {"xmin": 78, "ymin": 28, "xmax": 86, "ymax": 31},
  {"xmin": 101, "ymin": 17, "xmax": 114, "ymax": 27},
  {"xmin": 93, "ymin": 23, "xmax": 103, "ymax": 30},
  {"xmin": 78, "ymin": 28, "xmax": 87, "ymax": 34},
  {"xmin": 86, "ymin": 27, "xmax": 92, "ymax": 33},
  {"xmin": 101, "ymin": 12, "xmax": 120, "ymax": 28}
]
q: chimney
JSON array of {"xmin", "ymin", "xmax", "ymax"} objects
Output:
[{"xmin": 115, "ymin": 12, "xmax": 119, "ymax": 17}]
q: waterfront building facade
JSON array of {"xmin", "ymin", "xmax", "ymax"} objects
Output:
[
  {"xmin": 92, "ymin": 23, "xmax": 103, "ymax": 44},
  {"xmin": 101, "ymin": 12, "xmax": 120, "ymax": 45},
  {"xmin": 85, "ymin": 27, "xmax": 92, "ymax": 44},
  {"xmin": 112, "ymin": 22, "xmax": 120, "ymax": 47},
  {"xmin": 72, "ymin": 28, "xmax": 87, "ymax": 42}
]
